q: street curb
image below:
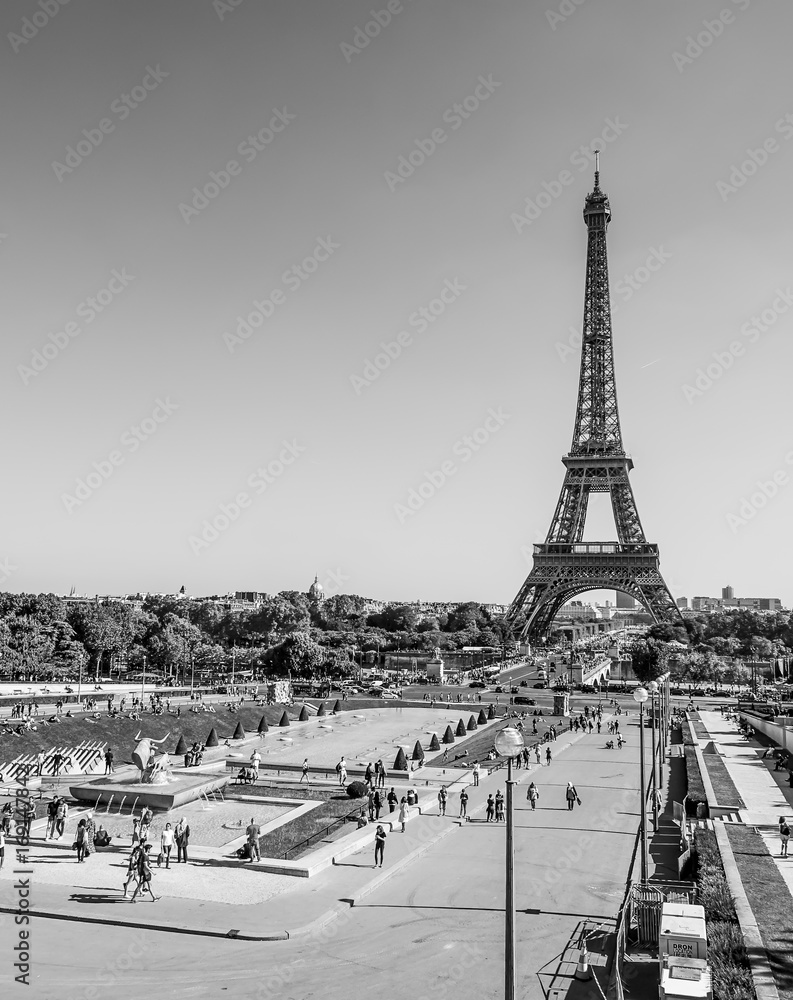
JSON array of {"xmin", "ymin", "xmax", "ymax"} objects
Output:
[{"xmin": 713, "ymin": 823, "xmax": 780, "ymax": 1000}]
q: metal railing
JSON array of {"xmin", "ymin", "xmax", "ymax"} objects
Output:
[{"xmin": 278, "ymin": 809, "xmax": 363, "ymax": 861}]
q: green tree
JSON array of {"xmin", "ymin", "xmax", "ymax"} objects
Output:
[{"xmin": 631, "ymin": 639, "xmax": 670, "ymax": 685}]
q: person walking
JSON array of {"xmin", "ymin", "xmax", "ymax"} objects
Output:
[
  {"xmin": 374, "ymin": 825, "xmax": 386, "ymax": 868},
  {"xmin": 485, "ymin": 794, "xmax": 495, "ymax": 822},
  {"xmin": 245, "ymin": 818, "xmax": 261, "ymax": 862},
  {"xmin": 398, "ymin": 797, "xmax": 410, "ymax": 833},
  {"xmin": 459, "ymin": 787, "xmax": 469, "ymax": 819},
  {"xmin": 55, "ymin": 798, "xmax": 68, "ymax": 841},
  {"xmin": 378, "ymin": 761, "xmax": 388, "ymax": 788},
  {"xmin": 75, "ymin": 818, "xmax": 87, "ymax": 863},
  {"xmin": 46, "ymin": 797, "xmax": 58, "ymax": 840},
  {"xmin": 337, "ymin": 756, "xmax": 347, "ymax": 786},
  {"xmin": 131, "ymin": 844, "xmax": 158, "ymax": 903},
  {"xmin": 160, "ymin": 823, "xmax": 175, "ymax": 869},
  {"xmin": 300, "ymin": 758, "xmax": 310, "ymax": 784},
  {"xmin": 0, "ymin": 826, "xmax": 6, "ymax": 871},
  {"xmin": 36, "ymin": 750, "xmax": 45, "ymax": 776},
  {"xmin": 367, "ymin": 789, "xmax": 375, "ymax": 822},
  {"xmin": 104, "ymin": 746, "xmax": 114, "ymax": 774},
  {"xmin": 495, "ymin": 789, "xmax": 505, "ymax": 822},
  {"xmin": 387, "ymin": 787, "xmax": 398, "ymax": 813},
  {"xmin": 527, "ymin": 781, "xmax": 539, "ymax": 810},
  {"xmin": 535, "ymin": 745, "xmax": 541, "ymax": 765},
  {"xmin": 545, "ymin": 746, "xmax": 552, "ymax": 766},
  {"xmin": 438, "ymin": 785, "xmax": 448, "ymax": 816},
  {"xmin": 364, "ymin": 762, "xmax": 374, "ymax": 787},
  {"xmin": 472, "ymin": 761, "xmax": 480, "ymax": 787},
  {"xmin": 250, "ymin": 749, "xmax": 261, "ymax": 780},
  {"xmin": 123, "ymin": 843, "xmax": 143, "ymax": 896},
  {"xmin": 174, "ymin": 818, "xmax": 190, "ymax": 863},
  {"xmin": 373, "ymin": 789, "xmax": 382, "ymax": 820},
  {"xmin": 565, "ymin": 782, "xmax": 579, "ymax": 811},
  {"xmin": 779, "ymin": 816, "xmax": 790, "ymax": 857}
]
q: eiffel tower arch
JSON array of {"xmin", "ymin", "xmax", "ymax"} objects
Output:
[{"xmin": 506, "ymin": 162, "xmax": 683, "ymax": 644}]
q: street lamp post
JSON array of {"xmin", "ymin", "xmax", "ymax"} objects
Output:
[
  {"xmin": 493, "ymin": 725, "xmax": 526, "ymax": 1000},
  {"xmin": 648, "ymin": 680, "xmax": 660, "ymax": 831},
  {"xmin": 633, "ymin": 685, "xmax": 649, "ymax": 883}
]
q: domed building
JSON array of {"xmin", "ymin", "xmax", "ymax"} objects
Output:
[{"xmin": 308, "ymin": 575, "xmax": 324, "ymax": 603}]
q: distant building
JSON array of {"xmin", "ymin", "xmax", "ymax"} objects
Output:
[
  {"xmin": 308, "ymin": 576, "xmax": 324, "ymax": 603},
  {"xmin": 722, "ymin": 585, "xmax": 734, "ymax": 600},
  {"xmin": 235, "ymin": 592, "xmax": 266, "ymax": 605},
  {"xmin": 676, "ymin": 597, "xmax": 689, "ymax": 610},
  {"xmin": 616, "ymin": 591, "xmax": 636, "ymax": 610}
]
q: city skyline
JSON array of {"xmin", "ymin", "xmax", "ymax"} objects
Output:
[{"xmin": 3, "ymin": 1, "xmax": 792, "ymax": 609}]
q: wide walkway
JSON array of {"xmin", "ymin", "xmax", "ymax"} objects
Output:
[
  {"xmin": 696, "ymin": 710, "xmax": 793, "ymax": 898},
  {"xmin": 1, "ymin": 708, "xmax": 652, "ymax": 999}
]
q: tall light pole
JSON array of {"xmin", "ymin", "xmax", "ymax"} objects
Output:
[
  {"xmin": 493, "ymin": 725, "xmax": 526, "ymax": 1000},
  {"xmin": 633, "ymin": 685, "xmax": 649, "ymax": 883},
  {"xmin": 648, "ymin": 680, "xmax": 660, "ymax": 831}
]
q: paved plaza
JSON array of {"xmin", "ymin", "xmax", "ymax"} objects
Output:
[{"xmin": 0, "ymin": 703, "xmax": 653, "ymax": 999}]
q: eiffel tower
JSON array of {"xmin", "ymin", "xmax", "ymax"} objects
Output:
[{"xmin": 506, "ymin": 159, "xmax": 683, "ymax": 643}]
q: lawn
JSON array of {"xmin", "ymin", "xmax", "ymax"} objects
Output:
[
  {"xmin": 701, "ymin": 753, "xmax": 745, "ymax": 808},
  {"xmin": 725, "ymin": 824, "xmax": 793, "ymax": 1000},
  {"xmin": 236, "ymin": 783, "xmax": 364, "ymax": 860},
  {"xmin": 0, "ymin": 699, "xmax": 379, "ymax": 770}
]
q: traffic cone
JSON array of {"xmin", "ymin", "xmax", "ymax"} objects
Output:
[{"xmin": 574, "ymin": 945, "xmax": 591, "ymax": 981}]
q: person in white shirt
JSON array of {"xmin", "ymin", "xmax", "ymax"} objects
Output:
[{"xmin": 160, "ymin": 823, "xmax": 175, "ymax": 869}]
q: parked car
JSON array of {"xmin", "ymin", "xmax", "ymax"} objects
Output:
[
  {"xmin": 514, "ymin": 696, "xmax": 536, "ymax": 706},
  {"xmin": 469, "ymin": 680, "xmax": 486, "ymax": 688},
  {"xmin": 494, "ymin": 686, "xmax": 505, "ymax": 693},
  {"xmin": 533, "ymin": 682, "xmax": 546, "ymax": 689}
]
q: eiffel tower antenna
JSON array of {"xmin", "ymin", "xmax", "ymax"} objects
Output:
[{"xmin": 506, "ymin": 165, "xmax": 683, "ymax": 643}]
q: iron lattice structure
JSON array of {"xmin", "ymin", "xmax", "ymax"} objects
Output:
[{"xmin": 507, "ymin": 168, "xmax": 683, "ymax": 643}]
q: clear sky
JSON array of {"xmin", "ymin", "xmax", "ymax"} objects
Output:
[{"xmin": 2, "ymin": 0, "xmax": 791, "ymax": 606}]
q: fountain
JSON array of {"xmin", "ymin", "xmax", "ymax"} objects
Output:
[{"xmin": 70, "ymin": 730, "xmax": 229, "ymax": 811}]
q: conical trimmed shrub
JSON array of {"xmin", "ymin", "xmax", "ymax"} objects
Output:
[
  {"xmin": 174, "ymin": 734, "xmax": 187, "ymax": 756},
  {"xmin": 317, "ymin": 703, "xmax": 326, "ymax": 717},
  {"xmin": 467, "ymin": 715, "xmax": 477, "ymax": 731},
  {"xmin": 232, "ymin": 721, "xmax": 245, "ymax": 740},
  {"xmin": 477, "ymin": 709, "xmax": 488, "ymax": 725},
  {"xmin": 487, "ymin": 703, "xmax": 496, "ymax": 720},
  {"xmin": 298, "ymin": 705, "xmax": 309, "ymax": 722},
  {"xmin": 279, "ymin": 710, "xmax": 290, "ymax": 727},
  {"xmin": 412, "ymin": 740, "xmax": 425, "ymax": 762},
  {"xmin": 455, "ymin": 719, "xmax": 466, "ymax": 737},
  {"xmin": 205, "ymin": 727, "xmax": 218, "ymax": 747},
  {"xmin": 442, "ymin": 725, "xmax": 455, "ymax": 744},
  {"xmin": 332, "ymin": 699, "xmax": 342, "ymax": 714},
  {"xmin": 429, "ymin": 732, "xmax": 440, "ymax": 751},
  {"xmin": 393, "ymin": 747, "xmax": 408, "ymax": 771},
  {"xmin": 257, "ymin": 715, "xmax": 268, "ymax": 734}
]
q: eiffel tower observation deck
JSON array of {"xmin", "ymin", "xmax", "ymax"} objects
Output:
[{"xmin": 507, "ymin": 160, "xmax": 683, "ymax": 642}]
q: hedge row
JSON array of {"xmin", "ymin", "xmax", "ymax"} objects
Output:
[
  {"xmin": 692, "ymin": 828, "xmax": 755, "ymax": 1000},
  {"xmin": 684, "ymin": 745, "xmax": 708, "ymax": 816}
]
